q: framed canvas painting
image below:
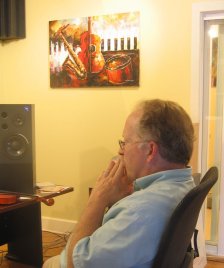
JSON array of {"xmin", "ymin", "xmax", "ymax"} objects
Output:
[{"xmin": 49, "ymin": 12, "xmax": 140, "ymax": 88}]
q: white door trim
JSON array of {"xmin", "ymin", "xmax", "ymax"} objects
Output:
[{"xmin": 191, "ymin": 1, "xmax": 224, "ymax": 257}]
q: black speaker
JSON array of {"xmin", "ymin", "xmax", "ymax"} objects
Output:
[
  {"xmin": 0, "ymin": 0, "xmax": 25, "ymax": 40},
  {"xmin": 0, "ymin": 104, "xmax": 35, "ymax": 194}
]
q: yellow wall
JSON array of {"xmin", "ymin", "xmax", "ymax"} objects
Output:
[{"xmin": 0, "ymin": 0, "xmax": 209, "ymax": 221}]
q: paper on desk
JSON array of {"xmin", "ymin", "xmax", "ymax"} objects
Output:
[
  {"xmin": 36, "ymin": 182, "xmax": 68, "ymax": 193},
  {"xmin": 36, "ymin": 182, "xmax": 56, "ymax": 188},
  {"xmin": 39, "ymin": 186, "xmax": 67, "ymax": 193}
]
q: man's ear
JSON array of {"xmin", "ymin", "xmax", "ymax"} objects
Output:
[{"xmin": 146, "ymin": 141, "xmax": 158, "ymax": 161}]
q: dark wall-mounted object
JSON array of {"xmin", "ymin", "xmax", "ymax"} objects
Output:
[{"xmin": 0, "ymin": 0, "xmax": 25, "ymax": 40}]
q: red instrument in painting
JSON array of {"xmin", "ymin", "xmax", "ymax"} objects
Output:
[
  {"xmin": 78, "ymin": 16, "xmax": 105, "ymax": 74},
  {"xmin": 79, "ymin": 31, "xmax": 105, "ymax": 74}
]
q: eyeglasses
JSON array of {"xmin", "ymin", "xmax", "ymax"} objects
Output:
[{"xmin": 118, "ymin": 139, "xmax": 149, "ymax": 150}]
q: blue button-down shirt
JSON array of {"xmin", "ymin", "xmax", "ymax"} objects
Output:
[{"xmin": 61, "ymin": 168, "xmax": 194, "ymax": 268}]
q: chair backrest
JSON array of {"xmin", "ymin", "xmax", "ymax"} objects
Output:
[{"xmin": 151, "ymin": 166, "xmax": 218, "ymax": 268}]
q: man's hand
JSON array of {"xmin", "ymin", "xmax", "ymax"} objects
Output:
[{"xmin": 90, "ymin": 157, "xmax": 134, "ymax": 207}]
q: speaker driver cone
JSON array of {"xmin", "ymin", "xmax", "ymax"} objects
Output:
[{"xmin": 4, "ymin": 134, "xmax": 29, "ymax": 159}]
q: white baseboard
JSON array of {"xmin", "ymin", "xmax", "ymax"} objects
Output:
[
  {"xmin": 206, "ymin": 243, "xmax": 218, "ymax": 256},
  {"xmin": 41, "ymin": 216, "xmax": 77, "ymax": 234}
]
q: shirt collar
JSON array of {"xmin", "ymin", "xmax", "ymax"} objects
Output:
[{"xmin": 134, "ymin": 167, "xmax": 192, "ymax": 190}]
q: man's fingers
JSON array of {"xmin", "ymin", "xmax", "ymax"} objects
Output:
[
  {"xmin": 98, "ymin": 157, "xmax": 125, "ymax": 183},
  {"xmin": 100, "ymin": 160, "xmax": 117, "ymax": 179},
  {"xmin": 108, "ymin": 158, "xmax": 122, "ymax": 177}
]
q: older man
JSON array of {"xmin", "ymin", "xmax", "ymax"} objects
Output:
[{"xmin": 43, "ymin": 99, "xmax": 195, "ymax": 268}]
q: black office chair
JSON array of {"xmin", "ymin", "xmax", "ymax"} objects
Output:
[{"xmin": 151, "ymin": 166, "xmax": 218, "ymax": 268}]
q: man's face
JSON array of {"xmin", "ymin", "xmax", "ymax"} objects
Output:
[{"xmin": 119, "ymin": 110, "xmax": 149, "ymax": 181}]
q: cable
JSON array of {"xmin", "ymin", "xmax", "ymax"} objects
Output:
[{"xmin": 42, "ymin": 230, "xmax": 71, "ymax": 259}]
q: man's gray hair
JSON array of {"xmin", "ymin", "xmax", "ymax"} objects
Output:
[{"xmin": 135, "ymin": 99, "xmax": 194, "ymax": 165}]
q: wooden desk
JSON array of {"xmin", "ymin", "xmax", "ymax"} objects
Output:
[{"xmin": 0, "ymin": 187, "xmax": 73, "ymax": 267}]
